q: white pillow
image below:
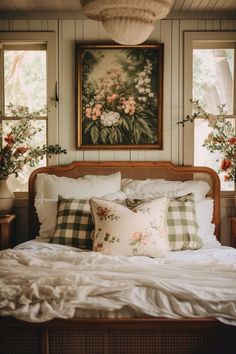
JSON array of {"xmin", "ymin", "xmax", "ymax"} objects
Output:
[
  {"xmin": 195, "ymin": 198, "xmax": 221, "ymax": 248},
  {"xmin": 90, "ymin": 197, "xmax": 170, "ymax": 258},
  {"xmin": 35, "ymin": 191, "xmax": 126, "ymax": 238},
  {"xmin": 122, "ymin": 179, "xmax": 210, "ymax": 202},
  {"xmin": 195, "ymin": 198, "xmax": 214, "ymax": 238},
  {"xmin": 36, "ymin": 172, "xmax": 121, "ymax": 200}
]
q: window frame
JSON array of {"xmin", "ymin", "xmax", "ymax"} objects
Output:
[
  {"xmin": 183, "ymin": 31, "xmax": 236, "ymax": 195},
  {"xmin": 0, "ymin": 32, "xmax": 58, "ymax": 197}
]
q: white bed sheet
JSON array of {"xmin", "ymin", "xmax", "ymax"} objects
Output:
[{"xmin": 0, "ymin": 239, "xmax": 236, "ymax": 325}]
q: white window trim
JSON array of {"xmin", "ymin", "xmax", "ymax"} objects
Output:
[
  {"xmin": 183, "ymin": 31, "xmax": 236, "ymax": 194},
  {"xmin": 0, "ymin": 31, "xmax": 58, "ymax": 165}
]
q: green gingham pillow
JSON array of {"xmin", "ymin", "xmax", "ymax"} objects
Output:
[
  {"xmin": 167, "ymin": 195, "xmax": 202, "ymax": 251},
  {"xmin": 49, "ymin": 197, "xmax": 93, "ymax": 249},
  {"xmin": 126, "ymin": 194, "xmax": 202, "ymax": 251}
]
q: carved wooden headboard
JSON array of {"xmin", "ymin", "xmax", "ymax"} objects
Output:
[{"xmin": 28, "ymin": 161, "xmax": 221, "ymax": 240}]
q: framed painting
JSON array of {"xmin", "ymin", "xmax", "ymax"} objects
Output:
[{"xmin": 76, "ymin": 43, "xmax": 164, "ymax": 149}]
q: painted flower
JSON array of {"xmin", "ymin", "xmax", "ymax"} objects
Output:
[{"xmin": 100, "ymin": 111, "xmax": 120, "ymax": 127}]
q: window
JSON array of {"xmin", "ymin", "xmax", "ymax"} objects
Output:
[
  {"xmin": 0, "ymin": 32, "xmax": 57, "ymax": 193},
  {"xmin": 184, "ymin": 32, "xmax": 236, "ymax": 192}
]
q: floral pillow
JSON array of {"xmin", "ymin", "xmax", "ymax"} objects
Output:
[
  {"xmin": 127, "ymin": 194, "xmax": 202, "ymax": 251},
  {"xmin": 90, "ymin": 197, "xmax": 170, "ymax": 258}
]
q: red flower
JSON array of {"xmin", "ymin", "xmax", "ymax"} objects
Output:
[
  {"xmin": 4, "ymin": 134, "xmax": 14, "ymax": 145},
  {"xmin": 224, "ymin": 174, "xmax": 232, "ymax": 181},
  {"xmin": 15, "ymin": 147, "xmax": 28, "ymax": 154},
  {"xmin": 228, "ymin": 137, "xmax": 236, "ymax": 145},
  {"xmin": 221, "ymin": 159, "xmax": 232, "ymax": 171},
  {"xmin": 96, "ymin": 207, "xmax": 109, "ymax": 219}
]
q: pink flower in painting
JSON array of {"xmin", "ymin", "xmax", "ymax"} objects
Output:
[
  {"xmin": 122, "ymin": 96, "xmax": 136, "ymax": 116},
  {"xmin": 85, "ymin": 104, "xmax": 103, "ymax": 120}
]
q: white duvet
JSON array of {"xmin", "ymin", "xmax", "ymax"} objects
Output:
[{"xmin": 0, "ymin": 240, "xmax": 236, "ymax": 324}]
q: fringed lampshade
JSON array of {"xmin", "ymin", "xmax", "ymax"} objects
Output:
[{"xmin": 81, "ymin": 0, "xmax": 172, "ymax": 45}]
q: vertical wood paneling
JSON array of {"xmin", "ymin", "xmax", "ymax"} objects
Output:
[
  {"xmin": 29, "ymin": 20, "xmax": 43, "ymax": 31},
  {"xmin": 11, "ymin": 20, "xmax": 28, "ymax": 31},
  {"xmin": 212, "ymin": 20, "xmax": 221, "ymax": 30},
  {"xmin": 157, "ymin": 20, "xmax": 172, "ymax": 162},
  {"xmin": 206, "ymin": 20, "xmax": 213, "ymax": 30},
  {"xmin": 58, "ymin": 19, "xmax": 77, "ymax": 164},
  {"xmin": 221, "ymin": 20, "xmax": 229, "ymax": 30},
  {"xmin": 171, "ymin": 20, "xmax": 180, "ymax": 164},
  {"xmin": 74, "ymin": 19, "xmax": 85, "ymax": 161},
  {"xmin": 198, "ymin": 20, "xmax": 206, "ymax": 30},
  {"xmin": 0, "ymin": 20, "xmax": 9, "ymax": 30},
  {"xmin": 114, "ymin": 151, "xmax": 130, "ymax": 161},
  {"xmin": 130, "ymin": 151, "xmax": 146, "ymax": 161},
  {"xmin": 180, "ymin": 20, "xmax": 198, "ymax": 166}
]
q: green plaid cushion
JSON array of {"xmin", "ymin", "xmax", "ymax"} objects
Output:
[
  {"xmin": 126, "ymin": 194, "xmax": 202, "ymax": 251},
  {"xmin": 167, "ymin": 195, "xmax": 202, "ymax": 251},
  {"xmin": 49, "ymin": 197, "xmax": 93, "ymax": 250}
]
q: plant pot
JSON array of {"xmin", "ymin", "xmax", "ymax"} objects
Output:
[{"xmin": 0, "ymin": 177, "xmax": 14, "ymax": 216}]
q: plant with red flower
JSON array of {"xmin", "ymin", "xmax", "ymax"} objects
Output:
[
  {"xmin": 0, "ymin": 104, "xmax": 67, "ymax": 177},
  {"xmin": 178, "ymin": 100, "xmax": 236, "ymax": 182}
]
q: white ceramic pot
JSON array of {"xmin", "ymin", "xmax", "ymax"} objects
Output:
[{"xmin": 0, "ymin": 177, "xmax": 14, "ymax": 215}]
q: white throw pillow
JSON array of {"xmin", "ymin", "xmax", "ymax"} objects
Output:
[
  {"xmin": 90, "ymin": 197, "xmax": 170, "ymax": 258},
  {"xmin": 195, "ymin": 198, "xmax": 214, "ymax": 238},
  {"xmin": 122, "ymin": 179, "xmax": 210, "ymax": 202},
  {"xmin": 36, "ymin": 172, "xmax": 121, "ymax": 200}
]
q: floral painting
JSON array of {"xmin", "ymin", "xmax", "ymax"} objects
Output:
[{"xmin": 76, "ymin": 44, "xmax": 163, "ymax": 149}]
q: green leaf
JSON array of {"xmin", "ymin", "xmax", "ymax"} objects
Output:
[
  {"xmin": 137, "ymin": 118, "xmax": 155, "ymax": 139},
  {"xmin": 100, "ymin": 128, "xmax": 109, "ymax": 144},
  {"xmin": 119, "ymin": 117, "xmax": 130, "ymax": 131},
  {"xmin": 84, "ymin": 121, "xmax": 94, "ymax": 135},
  {"xmin": 90, "ymin": 125, "xmax": 99, "ymax": 144}
]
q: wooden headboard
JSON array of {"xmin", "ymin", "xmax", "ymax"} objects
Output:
[{"xmin": 28, "ymin": 161, "xmax": 221, "ymax": 240}]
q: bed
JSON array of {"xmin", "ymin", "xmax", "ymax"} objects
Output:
[{"xmin": 0, "ymin": 161, "xmax": 236, "ymax": 354}]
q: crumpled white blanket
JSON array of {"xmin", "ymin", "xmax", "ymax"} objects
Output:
[{"xmin": 0, "ymin": 241, "xmax": 236, "ymax": 324}]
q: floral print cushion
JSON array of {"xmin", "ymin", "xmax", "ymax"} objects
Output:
[
  {"xmin": 127, "ymin": 194, "xmax": 202, "ymax": 251},
  {"xmin": 90, "ymin": 197, "xmax": 170, "ymax": 258}
]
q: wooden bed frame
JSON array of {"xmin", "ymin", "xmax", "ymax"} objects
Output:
[{"xmin": 1, "ymin": 161, "xmax": 236, "ymax": 354}]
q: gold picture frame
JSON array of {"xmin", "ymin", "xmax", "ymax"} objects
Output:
[{"xmin": 76, "ymin": 43, "xmax": 164, "ymax": 150}]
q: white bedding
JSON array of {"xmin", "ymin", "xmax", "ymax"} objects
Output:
[{"xmin": 0, "ymin": 240, "xmax": 236, "ymax": 325}]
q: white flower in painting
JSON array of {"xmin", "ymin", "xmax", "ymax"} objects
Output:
[
  {"xmin": 100, "ymin": 111, "xmax": 120, "ymax": 127},
  {"xmin": 138, "ymin": 79, "xmax": 144, "ymax": 85},
  {"xmin": 138, "ymin": 87, "xmax": 145, "ymax": 93},
  {"xmin": 144, "ymin": 78, "xmax": 151, "ymax": 84},
  {"xmin": 142, "ymin": 97, "xmax": 147, "ymax": 102},
  {"xmin": 148, "ymin": 92, "xmax": 154, "ymax": 98},
  {"xmin": 146, "ymin": 88, "xmax": 151, "ymax": 93}
]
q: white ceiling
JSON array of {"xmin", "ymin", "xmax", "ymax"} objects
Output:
[{"xmin": 0, "ymin": 0, "xmax": 235, "ymax": 20}]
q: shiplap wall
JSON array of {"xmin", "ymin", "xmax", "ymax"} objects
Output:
[{"xmin": 0, "ymin": 18, "xmax": 236, "ymax": 245}]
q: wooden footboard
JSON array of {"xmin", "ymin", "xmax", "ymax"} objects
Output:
[{"xmin": 1, "ymin": 317, "xmax": 236, "ymax": 354}]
